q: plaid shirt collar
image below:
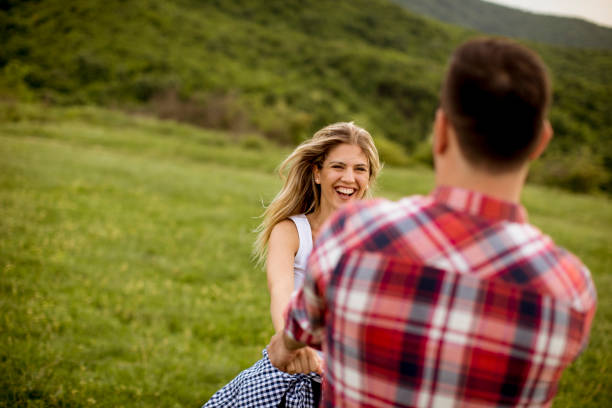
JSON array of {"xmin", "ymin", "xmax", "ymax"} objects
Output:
[{"xmin": 432, "ymin": 185, "xmax": 528, "ymax": 224}]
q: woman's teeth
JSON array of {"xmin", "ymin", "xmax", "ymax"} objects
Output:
[{"xmin": 336, "ymin": 187, "xmax": 355, "ymax": 196}]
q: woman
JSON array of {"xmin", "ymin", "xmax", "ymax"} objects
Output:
[{"xmin": 204, "ymin": 122, "xmax": 381, "ymax": 408}]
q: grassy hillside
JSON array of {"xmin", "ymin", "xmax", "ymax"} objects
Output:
[
  {"xmin": 392, "ymin": 0, "xmax": 612, "ymax": 49},
  {"xmin": 0, "ymin": 102, "xmax": 610, "ymax": 407},
  {"xmin": 1, "ymin": 0, "xmax": 612, "ymax": 194}
]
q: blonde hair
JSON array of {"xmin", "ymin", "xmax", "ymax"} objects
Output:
[{"xmin": 254, "ymin": 122, "xmax": 381, "ymax": 265}]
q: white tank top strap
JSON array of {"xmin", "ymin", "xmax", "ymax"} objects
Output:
[{"xmin": 288, "ymin": 214, "xmax": 313, "ymax": 289}]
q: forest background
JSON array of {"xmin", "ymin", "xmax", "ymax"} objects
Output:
[
  {"xmin": 1, "ymin": 0, "xmax": 611, "ymax": 406},
  {"xmin": 3, "ymin": 0, "xmax": 612, "ymax": 194}
]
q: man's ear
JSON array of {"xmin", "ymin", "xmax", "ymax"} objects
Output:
[
  {"xmin": 529, "ymin": 120, "xmax": 553, "ymax": 160},
  {"xmin": 433, "ymin": 108, "xmax": 449, "ymax": 155}
]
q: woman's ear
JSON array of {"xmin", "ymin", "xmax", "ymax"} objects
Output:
[{"xmin": 313, "ymin": 165, "xmax": 321, "ymax": 184}]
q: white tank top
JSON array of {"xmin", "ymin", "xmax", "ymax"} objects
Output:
[{"xmin": 288, "ymin": 214, "xmax": 313, "ymax": 291}]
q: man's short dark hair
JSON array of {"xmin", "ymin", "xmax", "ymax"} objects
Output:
[{"xmin": 441, "ymin": 37, "xmax": 551, "ymax": 172}]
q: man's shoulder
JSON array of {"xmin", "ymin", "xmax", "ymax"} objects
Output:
[
  {"xmin": 515, "ymin": 222, "xmax": 590, "ymax": 273},
  {"xmin": 546, "ymin": 242, "xmax": 596, "ymax": 307},
  {"xmin": 495, "ymin": 222, "xmax": 596, "ymax": 310}
]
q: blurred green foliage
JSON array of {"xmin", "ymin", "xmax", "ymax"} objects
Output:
[{"xmin": 1, "ymin": 0, "xmax": 611, "ymax": 193}]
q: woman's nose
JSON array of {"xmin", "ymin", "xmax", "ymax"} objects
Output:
[{"xmin": 341, "ymin": 169, "xmax": 355, "ymax": 182}]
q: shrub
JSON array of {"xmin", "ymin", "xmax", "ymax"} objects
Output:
[
  {"xmin": 410, "ymin": 135, "xmax": 434, "ymax": 168},
  {"xmin": 0, "ymin": 61, "xmax": 35, "ymax": 101},
  {"xmin": 239, "ymin": 134, "xmax": 269, "ymax": 150},
  {"xmin": 375, "ymin": 135, "xmax": 412, "ymax": 167},
  {"xmin": 529, "ymin": 147, "xmax": 610, "ymax": 193},
  {"xmin": 147, "ymin": 89, "xmax": 251, "ymax": 133}
]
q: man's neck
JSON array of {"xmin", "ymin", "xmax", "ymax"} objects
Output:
[
  {"xmin": 435, "ymin": 161, "xmax": 528, "ymax": 204},
  {"xmin": 431, "ymin": 112, "xmax": 537, "ymax": 204}
]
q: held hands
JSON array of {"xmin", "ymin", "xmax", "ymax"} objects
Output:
[
  {"xmin": 267, "ymin": 331, "xmax": 322, "ymax": 375},
  {"xmin": 286, "ymin": 346, "xmax": 322, "ymax": 375}
]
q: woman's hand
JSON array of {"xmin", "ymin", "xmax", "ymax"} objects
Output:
[
  {"xmin": 267, "ymin": 331, "xmax": 298, "ymax": 372},
  {"xmin": 286, "ymin": 347, "xmax": 322, "ymax": 375}
]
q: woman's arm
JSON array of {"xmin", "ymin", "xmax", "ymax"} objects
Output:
[
  {"xmin": 266, "ymin": 219, "xmax": 299, "ymax": 333},
  {"xmin": 266, "ymin": 219, "xmax": 322, "ymax": 374}
]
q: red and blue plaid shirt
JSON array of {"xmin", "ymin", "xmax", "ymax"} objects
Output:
[{"xmin": 284, "ymin": 186, "xmax": 596, "ymax": 407}]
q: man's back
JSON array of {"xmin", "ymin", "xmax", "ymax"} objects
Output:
[{"xmin": 286, "ymin": 187, "xmax": 596, "ymax": 407}]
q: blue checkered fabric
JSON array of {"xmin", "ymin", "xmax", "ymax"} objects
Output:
[{"xmin": 203, "ymin": 348, "xmax": 321, "ymax": 408}]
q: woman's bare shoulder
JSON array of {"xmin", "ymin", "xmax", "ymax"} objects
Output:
[{"xmin": 268, "ymin": 218, "xmax": 299, "ymax": 254}]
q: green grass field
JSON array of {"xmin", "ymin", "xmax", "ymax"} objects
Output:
[{"xmin": 1, "ymin": 102, "xmax": 610, "ymax": 407}]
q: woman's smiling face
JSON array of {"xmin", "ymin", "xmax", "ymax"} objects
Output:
[{"xmin": 314, "ymin": 143, "xmax": 370, "ymax": 213}]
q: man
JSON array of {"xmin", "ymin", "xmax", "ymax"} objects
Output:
[{"xmin": 268, "ymin": 38, "xmax": 597, "ymax": 407}]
